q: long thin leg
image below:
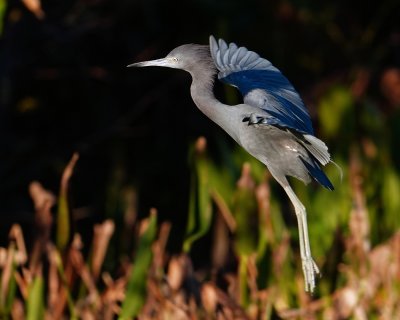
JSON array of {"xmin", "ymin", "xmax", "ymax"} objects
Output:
[{"xmin": 283, "ymin": 185, "xmax": 320, "ymax": 293}]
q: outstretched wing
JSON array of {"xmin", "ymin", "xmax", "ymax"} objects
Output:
[{"xmin": 209, "ymin": 36, "xmax": 314, "ymax": 135}]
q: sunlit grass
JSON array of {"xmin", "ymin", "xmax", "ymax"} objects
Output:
[{"xmin": 0, "ymin": 135, "xmax": 399, "ymax": 318}]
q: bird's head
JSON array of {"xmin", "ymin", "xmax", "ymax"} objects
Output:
[{"xmin": 127, "ymin": 44, "xmax": 215, "ymax": 75}]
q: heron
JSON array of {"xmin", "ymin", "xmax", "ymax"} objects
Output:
[{"xmin": 128, "ymin": 36, "xmax": 335, "ymax": 293}]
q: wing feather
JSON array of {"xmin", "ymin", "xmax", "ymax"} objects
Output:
[
  {"xmin": 209, "ymin": 35, "xmax": 313, "ymax": 134},
  {"xmin": 230, "ymin": 47, "xmax": 242, "ymax": 65}
]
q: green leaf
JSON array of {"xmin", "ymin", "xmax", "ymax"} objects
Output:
[
  {"xmin": 232, "ymin": 169, "xmax": 258, "ymax": 256},
  {"xmin": 57, "ymin": 153, "xmax": 79, "ymax": 251},
  {"xmin": 0, "ymin": 0, "xmax": 6, "ymax": 36},
  {"xmin": 5, "ymin": 264, "xmax": 17, "ymax": 315},
  {"xmin": 318, "ymin": 86, "xmax": 354, "ymax": 139},
  {"xmin": 119, "ymin": 211, "xmax": 158, "ymax": 319},
  {"xmin": 381, "ymin": 167, "xmax": 400, "ymax": 232},
  {"xmin": 56, "ymin": 193, "xmax": 70, "ymax": 251},
  {"xmin": 26, "ymin": 275, "xmax": 44, "ymax": 320},
  {"xmin": 238, "ymin": 255, "xmax": 249, "ymax": 307},
  {"xmin": 183, "ymin": 140, "xmax": 213, "ymax": 252}
]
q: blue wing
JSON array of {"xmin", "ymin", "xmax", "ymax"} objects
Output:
[{"xmin": 209, "ymin": 36, "xmax": 314, "ymax": 135}]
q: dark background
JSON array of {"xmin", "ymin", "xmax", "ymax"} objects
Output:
[{"xmin": 0, "ymin": 0, "xmax": 399, "ymax": 252}]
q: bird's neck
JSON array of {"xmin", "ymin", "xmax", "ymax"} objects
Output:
[
  {"xmin": 189, "ymin": 68, "xmax": 217, "ymax": 106},
  {"xmin": 189, "ymin": 69, "xmax": 238, "ymax": 141}
]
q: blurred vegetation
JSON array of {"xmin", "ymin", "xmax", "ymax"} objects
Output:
[{"xmin": 0, "ymin": 0, "xmax": 400, "ymax": 318}]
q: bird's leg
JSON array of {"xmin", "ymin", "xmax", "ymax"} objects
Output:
[{"xmin": 283, "ymin": 185, "xmax": 320, "ymax": 293}]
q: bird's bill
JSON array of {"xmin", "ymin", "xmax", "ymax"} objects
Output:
[{"xmin": 127, "ymin": 58, "xmax": 169, "ymax": 68}]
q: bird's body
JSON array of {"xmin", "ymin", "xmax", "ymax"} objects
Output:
[{"xmin": 128, "ymin": 36, "xmax": 334, "ymax": 293}]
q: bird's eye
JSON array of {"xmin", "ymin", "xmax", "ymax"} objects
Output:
[{"xmin": 172, "ymin": 57, "xmax": 178, "ymax": 62}]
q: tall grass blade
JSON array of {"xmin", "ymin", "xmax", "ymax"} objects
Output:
[
  {"xmin": 0, "ymin": 0, "xmax": 6, "ymax": 35},
  {"xmin": 184, "ymin": 137, "xmax": 213, "ymax": 252},
  {"xmin": 26, "ymin": 275, "xmax": 44, "ymax": 320},
  {"xmin": 52, "ymin": 247, "xmax": 77, "ymax": 319},
  {"xmin": 57, "ymin": 153, "xmax": 79, "ymax": 251},
  {"xmin": 119, "ymin": 210, "xmax": 157, "ymax": 319}
]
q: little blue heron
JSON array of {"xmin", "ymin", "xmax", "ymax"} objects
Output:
[{"xmin": 128, "ymin": 36, "xmax": 335, "ymax": 293}]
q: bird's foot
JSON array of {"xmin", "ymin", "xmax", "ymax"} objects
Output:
[{"xmin": 301, "ymin": 257, "xmax": 320, "ymax": 293}]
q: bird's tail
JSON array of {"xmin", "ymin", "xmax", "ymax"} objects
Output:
[
  {"xmin": 299, "ymin": 157, "xmax": 334, "ymax": 190},
  {"xmin": 302, "ymin": 134, "xmax": 331, "ymax": 165},
  {"xmin": 303, "ymin": 134, "xmax": 343, "ymax": 180},
  {"xmin": 298, "ymin": 134, "xmax": 342, "ymax": 189}
]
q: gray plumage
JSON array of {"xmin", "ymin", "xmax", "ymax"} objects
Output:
[{"xmin": 128, "ymin": 36, "xmax": 335, "ymax": 293}]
